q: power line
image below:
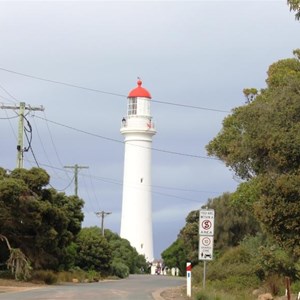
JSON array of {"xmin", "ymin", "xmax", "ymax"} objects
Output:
[
  {"xmin": 42, "ymin": 111, "xmax": 72, "ymax": 180},
  {"xmin": 24, "ymin": 159, "xmax": 223, "ymax": 203},
  {"xmin": 0, "ymin": 115, "xmax": 18, "ymax": 120},
  {"xmin": 1, "ymin": 102, "xmax": 44, "ymax": 168},
  {"xmin": 33, "ymin": 115, "xmax": 218, "ymax": 160},
  {"xmin": 64, "ymin": 164, "xmax": 89, "ymax": 196},
  {"xmin": 0, "ymin": 66, "xmax": 230, "ymax": 113},
  {"xmin": 95, "ymin": 211, "xmax": 112, "ymax": 236},
  {"xmin": 0, "ymin": 82, "xmax": 18, "ymax": 103}
]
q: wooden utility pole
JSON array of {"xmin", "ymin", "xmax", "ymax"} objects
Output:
[
  {"xmin": 96, "ymin": 211, "xmax": 112, "ymax": 236},
  {"xmin": 1, "ymin": 102, "xmax": 44, "ymax": 168},
  {"xmin": 64, "ymin": 164, "xmax": 89, "ymax": 196}
]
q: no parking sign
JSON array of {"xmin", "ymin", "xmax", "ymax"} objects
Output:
[{"xmin": 199, "ymin": 209, "xmax": 214, "ymax": 261}]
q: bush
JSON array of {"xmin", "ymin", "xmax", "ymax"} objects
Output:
[
  {"xmin": 262, "ymin": 274, "xmax": 285, "ymax": 296},
  {"xmin": 195, "ymin": 291, "xmax": 210, "ymax": 300},
  {"xmin": 291, "ymin": 280, "xmax": 300, "ymax": 294},
  {"xmin": 31, "ymin": 270, "xmax": 57, "ymax": 285},
  {"xmin": 194, "ymin": 287, "xmax": 255, "ymax": 300},
  {"xmin": 111, "ymin": 261, "xmax": 129, "ymax": 279},
  {"xmin": 86, "ymin": 270, "xmax": 101, "ymax": 282},
  {"xmin": 0, "ymin": 270, "xmax": 14, "ymax": 279}
]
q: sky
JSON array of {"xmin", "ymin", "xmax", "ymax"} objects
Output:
[{"xmin": 0, "ymin": 1, "xmax": 299, "ymax": 259}]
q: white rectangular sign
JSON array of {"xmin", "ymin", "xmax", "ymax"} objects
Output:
[
  {"xmin": 199, "ymin": 236, "xmax": 214, "ymax": 261},
  {"xmin": 199, "ymin": 209, "xmax": 215, "ymax": 236}
]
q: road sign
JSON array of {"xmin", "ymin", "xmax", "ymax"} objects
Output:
[
  {"xmin": 199, "ymin": 236, "xmax": 214, "ymax": 261},
  {"xmin": 199, "ymin": 209, "xmax": 215, "ymax": 236}
]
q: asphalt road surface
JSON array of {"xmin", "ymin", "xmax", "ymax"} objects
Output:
[{"xmin": 0, "ymin": 275, "xmax": 185, "ymax": 300}]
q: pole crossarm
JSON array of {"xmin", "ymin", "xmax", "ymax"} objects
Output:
[
  {"xmin": 1, "ymin": 102, "xmax": 45, "ymax": 168},
  {"xmin": 0, "ymin": 103, "xmax": 44, "ymax": 111},
  {"xmin": 95, "ymin": 211, "xmax": 112, "ymax": 236},
  {"xmin": 64, "ymin": 164, "xmax": 89, "ymax": 196}
]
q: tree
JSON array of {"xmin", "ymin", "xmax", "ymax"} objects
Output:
[
  {"xmin": 206, "ymin": 50, "xmax": 300, "ymax": 257},
  {"xmin": 288, "ymin": 0, "xmax": 300, "ymax": 20},
  {"xmin": 161, "ymin": 238, "xmax": 186, "ymax": 275},
  {"xmin": 0, "ymin": 235, "xmax": 31, "ymax": 280},
  {"xmin": 206, "ymin": 193, "xmax": 260, "ymax": 251},
  {"xmin": 0, "ymin": 167, "xmax": 84, "ymax": 270},
  {"xmin": 75, "ymin": 227, "xmax": 111, "ymax": 273},
  {"xmin": 161, "ymin": 193, "xmax": 260, "ymax": 273},
  {"xmin": 105, "ymin": 230, "xmax": 148, "ymax": 274}
]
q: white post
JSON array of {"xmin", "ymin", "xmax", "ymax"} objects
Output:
[
  {"xmin": 203, "ymin": 261, "xmax": 206, "ymax": 289},
  {"xmin": 186, "ymin": 262, "xmax": 192, "ymax": 297}
]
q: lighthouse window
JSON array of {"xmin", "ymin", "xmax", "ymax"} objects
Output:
[{"xmin": 128, "ymin": 98, "xmax": 137, "ymax": 115}]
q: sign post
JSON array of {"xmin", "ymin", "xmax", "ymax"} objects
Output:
[
  {"xmin": 186, "ymin": 262, "xmax": 192, "ymax": 297},
  {"xmin": 199, "ymin": 209, "xmax": 215, "ymax": 289}
]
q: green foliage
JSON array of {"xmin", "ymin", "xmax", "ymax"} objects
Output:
[
  {"xmin": 205, "ymin": 246, "xmax": 258, "ymax": 283},
  {"xmin": 75, "ymin": 227, "xmax": 111, "ymax": 273},
  {"xmin": 291, "ymin": 280, "xmax": 300, "ymax": 294},
  {"xmin": 0, "ymin": 167, "xmax": 84, "ymax": 270},
  {"xmin": 105, "ymin": 230, "xmax": 148, "ymax": 275},
  {"xmin": 287, "ymin": 0, "xmax": 300, "ymax": 20},
  {"xmin": 86, "ymin": 269, "xmax": 101, "ymax": 282},
  {"xmin": 161, "ymin": 238, "xmax": 186, "ymax": 275},
  {"xmin": 254, "ymin": 173, "xmax": 300, "ymax": 257},
  {"xmin": 179, "ymin": 210, "xmax": 199, "ymax": 265},
  {"xmin": 0, "ymin": 235, "xmax": 32, "ymax": 280},
  {"xmin": 10, "ymin": 167, "xmax": 50, "ymax": 194},
  {"xmin": 206, "ymin": 50, "xmax": 300, "ymax": 259},
  {"xmin": 194, "ymin": 285, "xmax": 256, "ymax": 300},
  {"xmin": 6, "ymin": 248, "xmax": 32, "ymax": 280},
  {"xmin": 257, "ymin": 244, "xmax": 299, "ymax": 280},
  {"xmin": 205, "ymin": 193, "xmax": 260, "ymax": 251},
  {"xmin": 195, "ymin": 291, "xmax": 210, "ymax": 300},
  {"xmin": 243, "ymin": 88, "xmax": 258, "ymax": 103},
  {"xmin": 110, "ymin": 261, "xmax": 130, "ymax": 278},
  {"xmin": 231, "ymin": 177, "xmax": 262, "ymax": 210},
  {"xmin": 31, "ymin": 270, "xmax": 58, "ymax": 285},
  {"xmin": 262, "ymin": 274, "xmax": 285, "ymax": 296},
  {"xmin": 161, "ymin": 193, "xmax": 260, "ymax": 275}
]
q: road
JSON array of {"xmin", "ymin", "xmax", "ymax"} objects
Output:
[{"xmin": 0, "ymin": 275, "xmax": 185, "ymax": 300}]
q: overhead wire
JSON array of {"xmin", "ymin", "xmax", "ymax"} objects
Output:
[
  {"xmin": 80, "ymin": 171, "xmax": 97, "ymax": 213},
  {"xmin": 87, "ymin": 168, "xmax": 102, "ymax": 210},
  {"xmin": 0, "ymin": 66, "xmax": 230, "ymax": 113},
  {"xmin": 33, "ymin": 115, "xmax": 219, "ymax": 161},
  {"xmin": 0, "ymin": 115, "xmax": 18, "ymax": 120},
  {"xmin": 31, "ymin": 114, "xmax": 65, "ymax": 179},
  {"xmin": 25, "ymin": 159, "xmax": 223, "ymax": 203},
  {"xmin": 21, "ymin": 115, "xmax": 75, "ymax": 191},
  {"xmin": 0, "ymin": 82, "xmax": 18, "ymax": 104},
  {"xmin": 0, "ymin": 68, "xmax": 226, "ymax": 202},
  {"xmin": 42, "ymin": 111, "xmax": 73, "ymax": 180},
  {"xmin": 0, "ymin": 86, "xmax": 19, "ymax": 140}
]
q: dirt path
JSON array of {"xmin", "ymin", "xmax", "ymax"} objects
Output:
[
  {"xmin": 160, "ymin": 286, "xmax": 189, "ymax": 300},
  {"xmin": 0, "ymin": 279, "xmax": 43, "ymax": 293}
]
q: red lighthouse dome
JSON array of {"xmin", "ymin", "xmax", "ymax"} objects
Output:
[{"xmin": 128, "ymin": 79, "xmax": 151, "ymax": 99}]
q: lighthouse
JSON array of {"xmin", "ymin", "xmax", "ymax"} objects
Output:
[{"xmin": 120, "ymin": 79, "xmax": 156, "ymax": 262}]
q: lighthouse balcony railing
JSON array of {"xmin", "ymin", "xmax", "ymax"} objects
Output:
[{"xmin": 121, "ymin": 117, "xmax": 155, "ymax": 130}]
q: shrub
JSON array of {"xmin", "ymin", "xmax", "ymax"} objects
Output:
[
  {"xmin": 262, "ymin": 274, "xmax": 285, "ymax": 296},
  {"xmin": 291, "ymin": 280, "xmax": 300, "ymax": 294},
  {"xmin": 86, "ymin": 270, "xmax": 101, "ymax": 282},
  {"xmin": 111, "ymin": 261, "xmax": 129, "ymax": 278},
  {"xmin": 31, "ymin": 270, "xmax": 57, "ymax": 285},
  {"xmin": 195, "ymin": 291, "xmax": 210, "ymax": 300}
]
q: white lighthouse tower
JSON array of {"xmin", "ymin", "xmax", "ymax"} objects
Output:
[{"xmin": 120, "ymin": 79, "xmax": 156, "ymax": 262}]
